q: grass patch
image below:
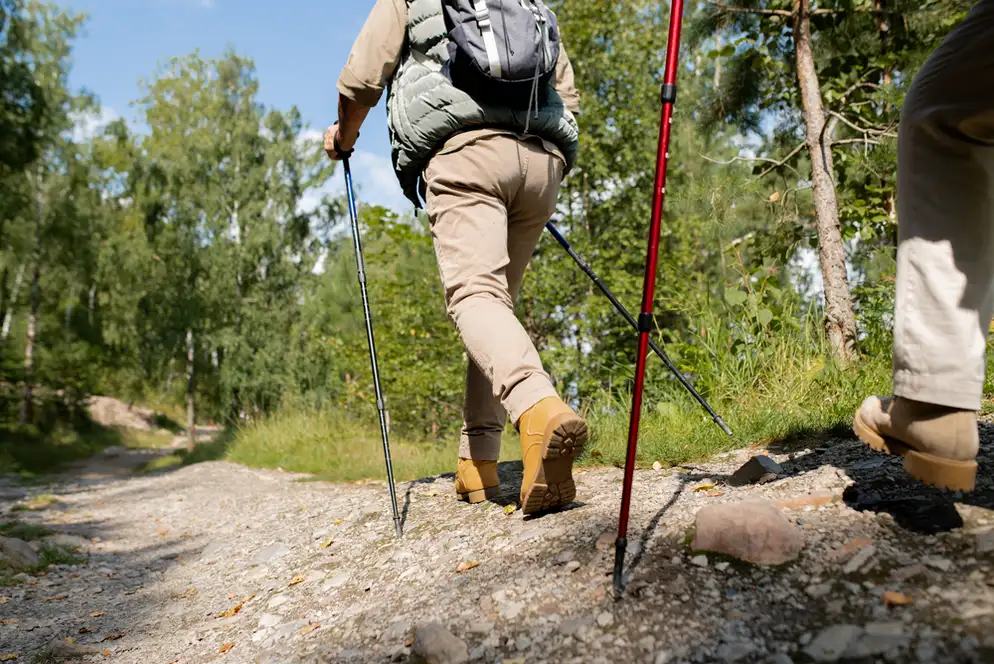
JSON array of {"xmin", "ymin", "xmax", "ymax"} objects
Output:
[
  {"xmin": 581, "ymin": 355, "xmax": 892, "ymax": 469},
  {"xmin": 0, "ymin": 421, "xmax": 123, "ymax": 476},
  {"xmin": 10, "ymin": 494, "xmax": 59, "ymax": 512},
  {"xmin": 138, "ymin": 454, "xmax": 184, "ymax": 474},
  {"xmin": 121, "ymin": 429, "xmax": 176, "ymax": 449},
  {"xmin": 36, "ymin": 544, "xmax": 85, "ymax": 567},
  {"xmin": 0, "ymin": 521, "xmax": 51, "ymax": 541},
  {"xmin": 218, "ymin": 410, "xmax": 462, "ymax": 482}
]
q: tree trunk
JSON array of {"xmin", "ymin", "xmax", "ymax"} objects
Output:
[
  {"xmin": 20, "ymin": 175, "xmax": 42, "ymax": 425},
  {"xmin": 186, "ymin": 327, "xmax": 195, "ymax": 451},
  {"xmin": 2, "ymin": 263, "xmax": 25, "ymax": 340},
  {"xmin": 792, "ymin": 0, "xmax": 856, "ymax": 363}
]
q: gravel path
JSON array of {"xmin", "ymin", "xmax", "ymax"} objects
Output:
[{"xmin": 1, "ymin": 424, "xmax": 993, "ymax": 664}]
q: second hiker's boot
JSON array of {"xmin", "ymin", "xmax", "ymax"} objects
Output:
[
  {"xmin": 517, "ymin": 396, "xmax": 588, "ymax": 515},
  {"xmin": 455, "ymin": 458, "xmax": 500, "ymax": 504},
  {"xmin": 853, "ymin": 395, "xmax": 979, "ymax": 492}
]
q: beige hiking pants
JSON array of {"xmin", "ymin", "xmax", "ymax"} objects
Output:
[
  {"xmin": 424, "ymin": 131, "xmax": 566, "ymax": 461},
  {"xmin": 893, "ymin": 0, "xmax": 994, "ymax": 410}
]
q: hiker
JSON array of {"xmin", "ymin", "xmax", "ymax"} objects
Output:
[
  {"xmin": 854, "ymin": 0, "xmax": 994, "ymax": 493},
  {"xmin": 325, "ymin": 0, "xmax": 587, "ymax": 514}
]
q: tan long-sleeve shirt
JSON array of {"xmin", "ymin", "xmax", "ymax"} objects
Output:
[{"xmin": 337, "ymin": 0, "xmax": 580, "ymax": 113}]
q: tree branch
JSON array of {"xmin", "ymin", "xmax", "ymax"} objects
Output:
[
  {"xmin": 710, "ymin": 3, "xmax": 791, "ymax": 17},
  {"xmin": 828, "ymin": 111, "xmax": 897, "ymax": 138},
  {"xmin": 699, "ymin": 142, "xmax": 805, "ymax": 179}
]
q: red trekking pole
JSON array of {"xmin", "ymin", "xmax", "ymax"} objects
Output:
[{"xmin": 613, "ymin": 0, "xmax": 686, "ymax": 598}]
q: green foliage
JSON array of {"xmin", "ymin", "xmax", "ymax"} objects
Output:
[{"xmin": 0, "ymin": 0, "xmax": 989, "ymax": 481}]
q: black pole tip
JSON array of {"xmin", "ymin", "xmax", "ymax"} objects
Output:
[
  {"xmin": 715, "ymin": 416, "xmax": 733, "ymax": 437},
  {"xmin": 612, "ymin": 537, "xmax": 627, "ymax": 599},
  {"xmin": 394, "ymin": 518, "xmax": 403, "ymax": 539}
]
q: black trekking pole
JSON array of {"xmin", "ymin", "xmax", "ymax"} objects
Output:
[
  {"xmin": 545, "ymin": 222, "xmax": 732, "ymax": 437},
  {"xmin": 342, "ymin": 153, "xmax": 403, "ymax": 539}
]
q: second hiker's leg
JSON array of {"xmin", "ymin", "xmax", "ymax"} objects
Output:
[
  {"xmin": 454, "ymin": 361, "xmax": 504, "ymax": 504},
  {"xmin": 854, "ymin": 2, "xmax": 994, "ymax": 491}
]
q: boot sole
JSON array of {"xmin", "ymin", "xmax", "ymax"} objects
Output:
[
  {"xmin": 521, "ymin": 412, "xmax": 588, "ymax": 515},
  {"xmin": 853, "ymin": 409, "xmax": 977, "ymax": 492},
  {"xmin": 457, "ymin": 485, "xmax": 502, "ymax": 504}
]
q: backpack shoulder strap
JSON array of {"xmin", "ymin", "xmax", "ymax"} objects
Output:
[{"xmin": 470, "ymin": 0, "xmax": 503, "ymax": 78}]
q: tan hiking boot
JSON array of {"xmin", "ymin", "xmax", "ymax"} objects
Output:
[
  {"xmin": 455, "ymin": 459, "xmax": 500, "ymax": 504},
  {"xmin": 853, "ymin": 396, "xmax": 979, "ymax": 492},
  {"xmin": 517, "ymin": 396, "xmax": 588, "ymax": 515}
]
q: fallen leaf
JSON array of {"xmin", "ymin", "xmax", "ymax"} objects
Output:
[
  {"xmin": 102, "ymin": 651, "xmax": 111, "ymax": 657},
  {"xmin": 706, "ymin": 490, "xmax": 725, "ymax": 497},
  {"xmin": 218, "ymin": 603, "xmax": 243, "ymax": 618},
  {"xmin": 298, "ymin": 623, "xmax": 319, "ymax": 635},
  {"xmin": 219, "ymin": 643, "xmax": 234, "ymax": 654},
  {"xmin": 692, "ymin": 482, "xmax": 716, "ymax": 493},
  {"xmin": 0, "ymin": 619, "xmax": 16, "ymax": 626},
  {"xmin": 78, "ymin": 626, "xmax": 94, "ymax": 634},
  {"xmin": 64, "ymin": 638, "xmax": 74, "ymax": 645},
  {"xmin": 456, "ymin": 561, "xmax": 480, "ymax": 573},
  {"xmin": 503, "ymin": 505, "xmax": 516, "ymax": 515},
  {"xmin": 884, "ymin": 591, "xmax": 912, "ymax": 607},
  {"xmin": 40, "ymin": 595, "xmax": 67, "ymax": 601},
  {"xmin": 652, "ymin": 461, "xmax": 662, "ymax": 471},
  {"xmin": 333, "ymin": 519, "xmax": 344, "ymax": 526},
  {"xmin": 288, "ymin": 576, "xmax": 305, "ymax": 586},
  {"xmin": 320, "ymin": 537, "xmax": 334, "ymax": 549},
  {"xmin": 0, "ymin": 654, "xmax": 18, "ymax": 661},
  {"xmin": 90, "ymin": 611, "xmax": 105, "ymax": 617},
  {"xmin": 241, "ymin": 593, "xmax": 256, "ymax": 603},
  {"xmin": 156, "ymin": 529, "xmax": 169, "ymax": 537},
  {"xmin": 102, "ymin": 632, "xmax": 126, "ymax": 641},
  {"xmin": 769, "ymin": 191, "xmax": 781, "ymax": 203},
  {"xmin": 173, "ymin": 587, "xmax": 197, "ymax": 599}
]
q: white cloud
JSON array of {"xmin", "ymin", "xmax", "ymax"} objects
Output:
[{"xmin": 70, "ymin": 106, "xmax": 121, "ymax": 143}]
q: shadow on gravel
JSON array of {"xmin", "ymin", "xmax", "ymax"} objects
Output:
[{"xmin": 767, "ymin": 420, "xmax": 994, "ymax": 536}]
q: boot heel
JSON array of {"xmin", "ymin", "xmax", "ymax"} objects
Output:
[
  {"xmin": 904, "ymin": 451, "xmax": 977, "ymax": 493},
  {"xmin": 457, "ymin": 485, "xmax": 502, "ymax": 504}
]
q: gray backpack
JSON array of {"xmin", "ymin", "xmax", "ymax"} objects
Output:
[{"xmin": 441, "ymin": 0, "xmax": 561, "ymax": 111}]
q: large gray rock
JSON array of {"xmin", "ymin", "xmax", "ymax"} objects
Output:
[
  {"xmin": 691, "ymin": 500, "xmax": 804, "ymax": 565},
  {"xmin": 411, "ymin": 622, "xmax": 469, "ymax": 664},
  {"xmin": 0, "ymin": 536, "xmax": 40, "ymax": 569},
  {"xmin": 804, "ymin": 625, "xmax": 864, "ymax": 662}
]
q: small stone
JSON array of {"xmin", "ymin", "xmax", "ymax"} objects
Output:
[
  {"xmin": 776, "ymin": 492, "xmax": 838, "ymax": 510},
  {"xmin": 323, "ymin": 572, "xmax": 351, "ymax": 590},
  {"xmin": 691, "ymin": 555, "xmax": 709, "ymax": 568},
  {"xmin": 0, "ymin": 537, "xmax": 40, "ymax": 568},
  {"xmin": 923, "ymin": 556, "xmax": 953, "ymax": 572},
  {"xmin": 844, "ymin": 545, "xmax": 876, "ymax": 574},
  {"xmin": 499, "ymin": 601, "xmax": 523, "ymax": 620},
  {"xmin": 691, "ymin": 500, "xmax": 804, "ymax": 565},
  {"xmin": 804, "ymin": 625, "xmax": 864, "ymax": 662},
  {"xmin": 654, "ymin": 650, "xmax": 673, "ymax": 664},
  {"xmin": 383, "ymin": 619, "xmax": 412, "ymax": 641},
  {"xmin": 411, "ymin": 622, "xmax": 469, "ymax": 664},
  {"xmin": 565, "ymin": 561, "xmax": 581, "ymax": 573},
  {"xmin": 844, "ymin": 622, "xmax": 908, "ymax": 658},
  {"xmin": 915, "ymin": 641, "xmax": 938, "ymax": 662},
  {"xmin": 258, "ymin": 613, "xmax": 281, "ymax": 628},
  {"xmin": 267, "ymin": 594, "xmax": 289, "ymax": 609},
  {"xmin": 639, "ymin": 636, "xmax": 656, "ymax": 651},
  {"xmin": 891, "ymin": 564, "xmax": 928, "ymax": 582},
  {"xmin": 806, "ymin": 583, "xmax": 832, "ymax": 598},
  {"xmin": 595, "ymin": 533, "xmax": 614, "ymax": 553},
  {"xmin": 766, "ymin": 655, "xmax": 794, "ymax": 664},
  {"xmin": 974, "ymin": 528, "xmax": 994, "ymax": 554},
  {"xmin": 253, "ymin": 542, "xmax": 291, "ymax": 565},
  {"xmin": 716, "ymin": 640, "xmax": 755, "ymax": 662},
  {"xmin": 715, "ymin": 562, "xmax": 730, "ymax": 572},
  {"xmin": 556, "ymin": 550, "xmax": 575, "ymax": 565},
  {"xmin": 597, "ymin": 612, "xmax": 614, "ymax": 628},
  {"xmin": 729, "ymin": 455, "xmax": 783, "ymax": 486}
]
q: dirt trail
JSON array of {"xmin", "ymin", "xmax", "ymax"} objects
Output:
[{"xmin": 1, "ymin": 424, "xmax": 993, "ymax": 664}]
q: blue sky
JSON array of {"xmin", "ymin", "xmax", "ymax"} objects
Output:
[{"xmin": 59, "ymin": 0, "xmax": 409, "ymax": 212}]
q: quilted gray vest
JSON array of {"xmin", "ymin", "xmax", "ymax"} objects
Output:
[{"xmin": 387, "ymin": 0, "xmax": 580, "ymax": 208}]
